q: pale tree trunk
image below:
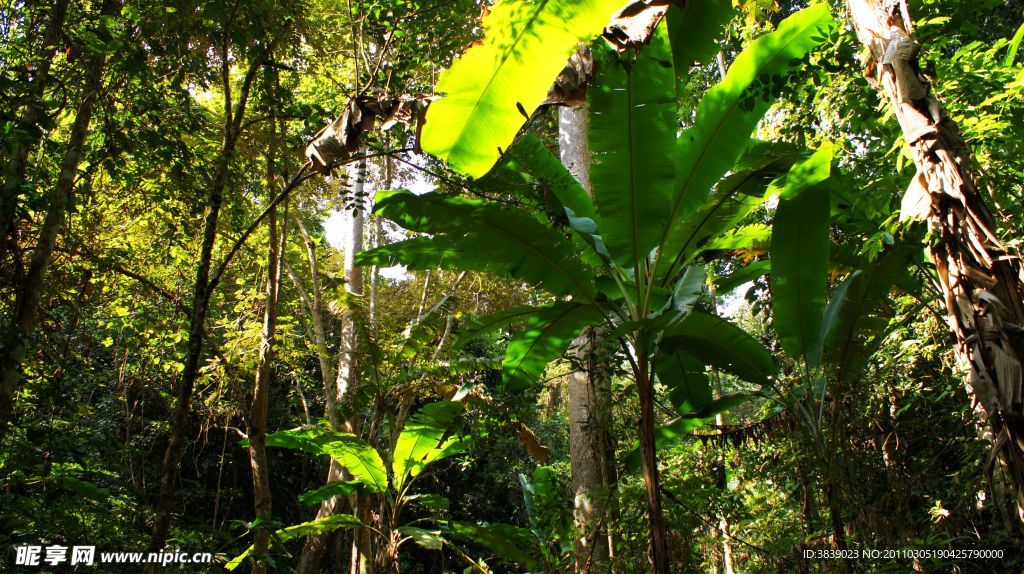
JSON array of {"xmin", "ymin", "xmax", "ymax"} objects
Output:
[
  {"xmin": 1, "ymin": 0, "xmax": 71, "ymax": 253},
  {"xmin": 297, "ymin": 156, "xmax": 373, "ymax": 574},
  {"xmin": 369, "ymin": 157, "xmax": 389, "ymax": 323},
  {"xmin": 291, "ymin": 211, "xmax": 346, "ymax": 574},
  {"xmin": 248, "ymin": 99, "xmax": 282, "ymax": 573},
  {"xmin": 558, "ymin": 103, "xmax": 617, "ymax": 572},
  {"xmin": 148, "ymin": 41, "xmax": 265, "ymax": 558},
  {"xmin": 847, "ymin": 0, "xmax": 1024, "ymax": 523},
  {"xmin": 706, "ymin": 277, "xmax": 735, "ymax": 574},
  {"xmin": 341, "ymin": 156, "xmax": 373, "ymax": 574},
  {"xmin": 0, "ymin": 0, "xmax": 114, "ymax": 443}
]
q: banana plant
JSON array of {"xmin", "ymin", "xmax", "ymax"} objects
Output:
[
  {"xmin": 361, "ymin": 5, "xmax": 837, "ymax": 570},
  {"xmin": 228, "ymin": 401, "xmax": 493, "ymax": 572}
]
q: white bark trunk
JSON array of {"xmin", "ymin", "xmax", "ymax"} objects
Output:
[{"xmin": 559, "ymin": 104, "xmax": 615, "ymax": 572}]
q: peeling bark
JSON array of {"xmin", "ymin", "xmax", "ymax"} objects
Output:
[{"xmin": 847, "ymin": 0, "xmax": 1024, "ymax": 522}]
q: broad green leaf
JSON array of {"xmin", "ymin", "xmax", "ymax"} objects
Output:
[
  {"xmin": 654, "ymin": 4, "xmax": 836, "ymax": 280},
  {"xmin": 298, "ymin": 480, "xmax": 362, "ymax": 505},
  {"xmin": 623, "ymin": 416, "xmax": 704, "ymax": 469},
  {"xmin": 445, "ymin": 521, "xmax": 539, "ymax": 570},
  {"xmin": 454, "ymin": 305, "xmax": 547, "ymax": 349},
  {"xmin": 686, "ymin": 393, "xmax": 756, "ymax": 419},
  {"xmin": 590, "ymin": 22, "xmax": 676, "ymax": 268},
  {"xmin": 702, "ymin": 223, "xmax": 771, "ymax": 252},
  {"xmin": 565, "ymin": 208, "xmax": 614, "ymax": 267},
  {"xmin": 770, "ymin": 152, "xmax": 832, "ymax": 368},
  {"xmin": 666, "ymin": 0, "xmax": 735, "ymax": 80},
  {"xmin": 397, "ymin": 526, "xmax": 445, "ymax": 550},
  {"xmin": 669, "ymin": 142, "xmax": 805, "ymax": 265},
  {"xmin": 508, "ymin": 135, "xmax": 596, "ymax": 220},
  {"xmin": 502, "ymin": 302, "xmax": 604, "ymax": 391},
  {"xmin": 225, "ymin": 514, "xmax": 362, "ymax": 571},
  {"xmin": 393, "ymin": 402, "xmax": 467, "ymax": 491},
  {"xmin": 1004, "ymin": 22, "xmax": 1024, "ymax": 65},
  {"xmin": 422, "ymin": 0, "xmax": 624, "ymax": 177},
  {"xmin": 262, "ymin": 427, "xmax": 339, "ymax": 455},
  {"xmin": 655, "ymin": 351, "xmax": 711, "ymax": 414},
  {"xmin": 661, "ymin": 311, "xmax": 777, "ymax": 385},
  {"xmin": 817, "ymin": 269, "xmax": 860, "ymax": 363},
  {"xmin": 359, "ymin": 191, "xmax": 596, "ymax": 299},
  {"xmin": 403, "ymin": 493, "xmax": 450, "ymax": 510},
  {"xmin": 321, "ymin": 435, "xmax": 388, "ymax": 494},
  {"xmin": 776, "ymin": 142, "xmax": 834, "ymax": 200},
  {"xmin": 716, "ymin": 260, "xmax": 770, "ymax": 293},
  {"xmin": 825, "ymin": 244, "xmax": 917, "ymax": 382},
  {"xmin": 644, "ymin": 265, "xmax": 706, "ymax": 337}
]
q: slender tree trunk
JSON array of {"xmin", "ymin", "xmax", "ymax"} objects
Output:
[
  {"xmin": 292, "ymin": 212, "xmax": 344, "ymax": 574},
  {"xmin": 1, "ymin": 0, "xmax": 71, "ymax": 251},
  {"xmin": 847, "ymin": 0, "xmax": 1024, "ymax": 523},
  {"xmin": 148, "ymin": 45, "xmax": 262, "ymax": 557},
  {"xmin": 706, "ymin": 272, "xmax": 735, "ymax": 574},
  {"xmin": 248, "ymin": 96, "xmax": 282, "ymax": 573},
  {"xmin": 558, "ymin": 103, "xmax": 617, "ymax": 572},
  {"xmin": 297, "ymin": 156, "xmax": 372, "ymax": 574},
  {"xmin": 342, "ymin": 157, "xmax": 372, "ymax": 574},
  {"xmin": 0, "ymin": 0, "xmax": 113, "ymax": 443},
  {"xmin": 637, "ymin": 354, "xmax": 670, "ymax": 574}
]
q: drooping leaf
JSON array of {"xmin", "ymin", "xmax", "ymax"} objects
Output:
[
  {"xmin": 225, "ymin": 514, "xmax": 363, "ymax": 571},
  {"xmin": 508, "ymin": 135, "xmax": 596, "ymax": 220},
  {"xmin": 298, "ymin": 480, "xmax": 362, "ymax": 505},
  {"xmin": 397, "ymin": 526, "xmax": 445, "ymax": 550},
  {"xmin": 445, "ymin": 521, "xmax": 539, "ymax": 570},
  {"xmin": 358, "ymin": 191, "xmax": 596, "ymax": 299},
  {"xmin": 454, "ymin": 305, "xmax": 546, "ymax": 349},
  {"xmin": 654, "ymin": 4, "xmax": 836, "ymax": 280},
  {"xmin": 589, "ymin": 21, "xmax": 676, "ymax": 268},
  {"xmin": 770, "ymin": 148, "xmax": 833, "ymax": 368},
  {"xmin": 502, "ymin": 301, "xmax": 604, "ymax": 391},
  {"xmin": 656, "ymin": 351, "xmax": 711, "ymax": 414},
  {"xmin": 403, "ymin": 493, "xmax": 451, "ymax": 510},
  {"xmin": 421, "ymin": 0, "xmax": 625, "ymax": 177},
  {"xmin": 716, "ymin": 260, "xmax": 771, "ymax": 293},
  {"xmin": 817, "ymin": 269, "xmax": 861, "ymax": 361},
  {"xmin": 660, "ymin": 311, "xmax": 777, "ymax": 385}
]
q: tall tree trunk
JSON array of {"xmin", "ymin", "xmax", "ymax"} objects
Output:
[
  {"xmin": 0, "ymin": 0, "xmax": 113, "ymax": 443},
  {"xmin": 847, "ymin": 0, "xmax": 1024, "ymax": 523},
  {"xmin": 297, "ymin": 156, "xmax": 373, "ymax": 574},
  {"xmin": 558, "ymin": 103, "xmax": 615, "ymax": 572},
  {"xmin": 1, "ymin": 0, "xmax": 71, "ymax": 253},
  {"xmin": 248, "ymin": 96, "xmax": 282, "ymax": 573},
  {"xmin": 291, "ymin": 212, "xmax": 344, "ymax": 574},
  {"xmin": 148, "ymin": 45, "xmax": 263, "ymax": 558},
  {"xmin": 706, "ymin": 271, "xmax": 735, "ymax": 574},
  {"xmin": 342, "ymin": 157, "xmax": 373, "ymax": 574}
]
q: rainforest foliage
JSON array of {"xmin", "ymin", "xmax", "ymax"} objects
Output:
[{"xmin": 2, "ymin": 0, "xmax": 1024, "ymax": 572}]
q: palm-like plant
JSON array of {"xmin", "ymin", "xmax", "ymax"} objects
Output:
[{"xmin": 360, "ymin": 4, "xmax": 837, "ymax": 570}]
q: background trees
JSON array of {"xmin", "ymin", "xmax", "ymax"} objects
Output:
[{"xmin": 0, "ymin": 0, "xmax": 1023, "ymax": 573}]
